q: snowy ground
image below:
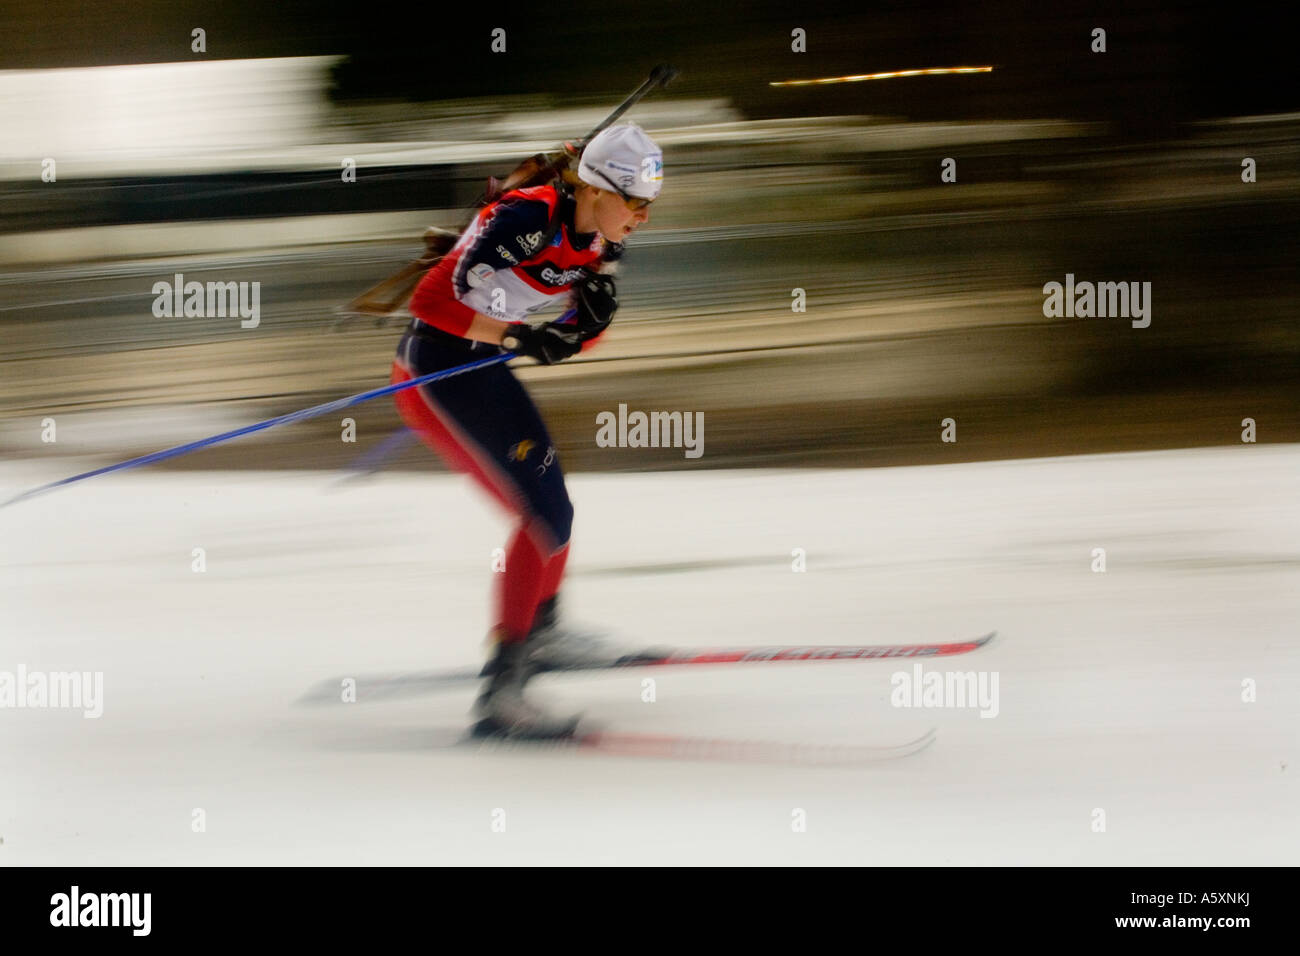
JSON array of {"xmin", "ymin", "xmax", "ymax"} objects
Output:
[{"xmin": 2, "ymin": 446, "xmax": 1297, "ymax": 865}]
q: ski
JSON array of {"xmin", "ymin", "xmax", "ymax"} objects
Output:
[
  {"xmin": 465, "ymin": 725, "xmax": 939, "ymax": 766},
  {"xmin": 299, "ymin": 632, "xmax": 995, "ymax": 705}
]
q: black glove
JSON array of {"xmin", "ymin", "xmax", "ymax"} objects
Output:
[
  {"xmin": 572, "ymin": 271, "xmax": 618, "ymax": 341},
  {"xmin": 501, "ymin": 321, "xmax": 581, "ymax": 365}
]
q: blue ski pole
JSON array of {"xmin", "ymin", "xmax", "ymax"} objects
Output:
[{"xmin": 1, "ymin": 351, "xmax": 512, "ymax": 510}]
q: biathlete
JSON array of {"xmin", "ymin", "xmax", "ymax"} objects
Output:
[{"xmin": 390, "ymin": 124, "xmax": 663, "ymax": 738}]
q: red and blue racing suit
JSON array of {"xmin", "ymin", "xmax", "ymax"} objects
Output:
[{"xmin": 390, "ymin": 183, "xmax": 618, "ymax": 642}]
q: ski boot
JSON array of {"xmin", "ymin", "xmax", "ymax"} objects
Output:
[{"xmin": 472, "ymin": 635, "xmax": 580, "ymax": 740}]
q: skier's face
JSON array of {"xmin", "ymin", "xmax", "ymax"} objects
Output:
[{"xmin": 592, "ymin": 188, "xmax": 651, "ymax": 240}]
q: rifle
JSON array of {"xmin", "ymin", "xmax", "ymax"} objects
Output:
[{"xmin": 341, "ymin": 65, "xmax": 678, "ymax": 320}]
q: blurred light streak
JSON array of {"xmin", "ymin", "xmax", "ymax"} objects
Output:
[{"xmin": 770, "ymin": 66, "xmax": 993, "ymax": 87}]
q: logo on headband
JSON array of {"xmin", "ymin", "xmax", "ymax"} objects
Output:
[{"xmin": 604, "ymin": 160, "xmax": 637, "ymax": 190}]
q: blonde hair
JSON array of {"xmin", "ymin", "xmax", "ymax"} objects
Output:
[{"xmin": 564, "ymin": 168, "xmax": 611, "ymax": 198}]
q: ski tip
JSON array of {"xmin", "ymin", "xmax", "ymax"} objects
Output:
[{"xmin": 931, "ymin": 631, "xmax": 996, "ymax": 658}]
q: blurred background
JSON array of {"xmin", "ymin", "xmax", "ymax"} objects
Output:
[
  {"xmin": 3, "ymin": 0, "xmax": 1299, "ymax": 871},
  {"xmin": 1, "ymin": 0, "xmax": 1296, "ymax": 473}
]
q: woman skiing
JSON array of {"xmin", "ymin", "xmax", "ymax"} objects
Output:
[{"xmin": 389, "ymin": 124, "xmax": 663, "ymax": 738}]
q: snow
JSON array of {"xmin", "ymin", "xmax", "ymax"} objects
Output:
[{"xmin": 2, "ymin": 446, "xmax": 1297, "ymax": 864}]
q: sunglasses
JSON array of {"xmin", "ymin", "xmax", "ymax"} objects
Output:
[{"xmin": 589, "ymin": 168, "xmax": 656, "ymax": 211}]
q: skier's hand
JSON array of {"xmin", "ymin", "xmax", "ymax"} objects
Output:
[
  {"xmin": 572, "ymin": 271, "xmax": 618, "ymax": 341},
  {"xmin": 501, "ymin": 321, "xmax": 581, "ymax": 365}
]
